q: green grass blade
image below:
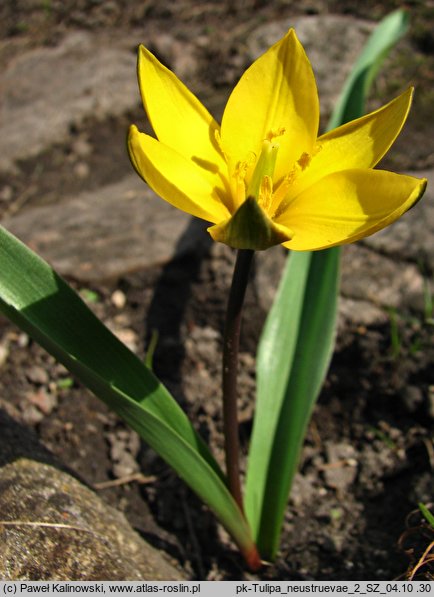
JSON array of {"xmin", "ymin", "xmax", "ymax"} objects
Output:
[
  {"xmin": 419, "ymin": 503, "xmax": 434, "ymax": 529},
  {"xmin": 245, "ymin": 9, "xmax": 410, "ymax": 561},
  {"xmin": 0, "ymin": 225, "xmax": 256, "ymax": 559}
]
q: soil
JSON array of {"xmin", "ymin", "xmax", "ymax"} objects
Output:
[{"xmin": 0, "ymin": 0, "xmax": 434, "ymax": 582}]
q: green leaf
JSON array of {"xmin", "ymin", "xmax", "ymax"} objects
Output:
[
  {"xmin": 57, "ymin": 377, "xmax": 74, "ymax": 389},
  {"xmin": 245, "ymin": 9, "xmax": 410, "ymax": 561},
  {"xmin": 245, "ymin": 249, "xmax": 340, "ymax": 558},
  {"xmin": 328, "ymin": 9, "xmax": 409, "ymax": 129},
  {"xmin": 0, "ymin": 225, "xmax": 256, "ymax": 561},
  {"xmin": 419, "ymin": 503, "xmax": 434, "ymax": 530},
  {"xmin": 144, "ymin": 328, "xmax": 159, "ymax": 370},
  {"xmin": 79, "ymin": 288, "xmax": 100, "ymax": 303}
]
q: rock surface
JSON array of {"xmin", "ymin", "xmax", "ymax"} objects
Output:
[
  {"xmin": 1, "ymin": 15, "xmax": 378, "ymax": 175},
  {"xmin": 341, "ymin": 244, "xmax": 425, "ymax": 310},
  {"xmin": 0, "ymin": 31, "xmax": 137, "ymax": 173},
  {"xmin": 2, "ymin": 176, "xmax": 209, "ymax": 282},
  {"xmin": 0, "ymin": 457, "xmax": 183, "ymax": 580}
]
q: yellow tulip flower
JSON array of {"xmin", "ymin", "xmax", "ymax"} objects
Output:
[{"xmin": 128, "ymin": 29, "xmax": 427, "ymax": 251}]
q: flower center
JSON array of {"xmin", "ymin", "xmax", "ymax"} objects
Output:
[{"xmin": 246, "ymin": 127, "xmax": 287, "ymax": 214}]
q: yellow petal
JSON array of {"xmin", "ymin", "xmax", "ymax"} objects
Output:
[
  {"xmin": 291, "ymin": 88, "xmax": 413, "ymax": 197},
  {"xmin": 220, "ymin": 29, "xmax": 319, "ymax": 183},
  {"xmin": 208, "ymin": 197, "xmax": 293, "ymax": 250},
  {"xmin": 137, "ymin": 45, "xmax": 226, "ymax": 183},
  {"xmin": 276, "ymin": 169, "xmax": 427, "ymax": 251},
  {"xmin": 128, "ymin": 125, "xmax": 231, "ymax": 223}
]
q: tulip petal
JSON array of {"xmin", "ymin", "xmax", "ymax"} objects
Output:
[
  {"xmin": 220, "ymin": 29, "xmax": 319, "ymax": 183},
  {"xmin": 276, "ymin": 169, "xmax": 427, "ymax": 251},
  {"xmin": 291, "ymin": 88, "xmax": 413, "ymax": 197},
  {"xmin": 137, "ymin": 45, "xmax": 226, "ymax": 182},
  {"xmin": 128, "ymin": 125, "xmax": 231, "ymax": 224}
]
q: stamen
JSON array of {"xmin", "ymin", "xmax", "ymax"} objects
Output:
[
  {"xmin": 258, "ymin": 175, "xmax": 273, "ymax": 212},
  {"xmin": 234, "ymin": 160, "xmax": 249, "ymax": 180},
  {"xmin": 233, "ymin": 160, "xmax": 249, "ymax": 207},
  {"xmin": 266, "ymin": 127, "xmax": 286, "ymax": 141},
  {"xmin": 297, "ymin": 152, "xmax": 311, "ymax": 170},
  {"xmin": 246, "ymin": 140, "xmax": 279, "ymax": 203},
  {"xmin": 268, "ymin": 172, "xmax": 294, "ymax": 218}
]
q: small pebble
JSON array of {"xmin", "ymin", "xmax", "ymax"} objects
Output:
[
  {"xmin": 74, "ymin": 161, "xmax": 90, "ymax": 178},
  {"xmin": 0, "ymin": 343, "xmax": 9, "ymax": 368},
  {"xmin": 72, "ymin": 137, "xmax": 92, "ymax": 157},
  {"xmin": 18, "ymin": 333, "xmax": 29, "ymax": 348},
  {"xmin": 113, "ymin": 328, "xmax": 138, "ymax": 352},
  {"xmin": 0, "ymin": 185, "xmax": 13, "ymax": 202},
  {"xmin": 26, "ymin": 388, "xmax": 57, "ymax": 415},
  {"xmin": 26, "ymin": 365, "xmax": 49, "ymax": 385},
  {"xmin": 111, "ymin": 289, "xmax": 127, "ymax": 309},
  {"xmin": 21, "ymin": 403, "xmax": 44, "ymax": 425}
]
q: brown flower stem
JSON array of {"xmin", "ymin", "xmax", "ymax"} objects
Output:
[{"xmin": 222, "ymin": 249, "xmax": 254, "ymax": 511}]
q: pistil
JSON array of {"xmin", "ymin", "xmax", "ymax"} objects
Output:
[{"xmin": 246, "ymin": 139, "xmax": 279, "ymax": 204}]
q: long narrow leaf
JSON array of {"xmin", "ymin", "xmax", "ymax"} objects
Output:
[
  {"xmin": 419, "ymin": 503, "xmax": 434, "ymax": 530},
  {"xmin": 328, "ymin": 9, "xmax": 409, "ymax": 128},
  {"xmin": 245, "ymin": 9, "xmax": 410, "ymax": 560},
  {"xmin": 0, "ymin": 225, "xmax": 256, "ymax": 561},
  {"xmin": 245, "ymin": 249, "xmax": 340, "ymax": 557}
]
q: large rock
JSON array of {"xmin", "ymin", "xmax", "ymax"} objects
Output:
[
  {"xmin": 2, "ymin": 175, "xmax": 210, "ymax": 282},
  {"xmin": 341, "ymin": 244, "xmax": 424, "ymax": 311},
  {"xmin": 0, "ymin": 31, "xmax": 137, "ymax": 173},
  {"xmin": 0, "ymin": 458, "xmax": 183, "ymax": 580},
  {"xmin": 338, "ymin": 297, "xmax": 388, "ymax": 329},
  {"xmin": 0, "ymin": 14, "xmax": 384, "ymax": 175}
]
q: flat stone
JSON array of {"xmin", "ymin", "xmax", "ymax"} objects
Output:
[
  {"xmin": 246, "ymin": 15, "xmax": 375, "ymax": 118},
  {"xmin": 400, "ymin": 385, "xmax": 424, "ymax": 414},
  {"xmin": 2, "ymin": 176, "xmax": 209, "ymax": 282},
  {"xmin": 338, "ymin": 297, "xmax": 388, "ymax": 329},
  {"xmin": 146, "ymin": 34, "xmax": 198, "ymax": 81},
  {"xmin": 341, "ymin": 244, "xmax": 425, "ymax": 311},
  {"xmin": 323, "ymin": 443, "xmax": 358, "ymax": 491},
  {"xmin": 0, "ymin": 31, "xmax": 137, "ymax": 173},
  {"xmin": 363, "ymin": 169, "xmax": 434, "ymax": 270},
  {"xmin": 0, "ymin": 458, "xmax": 183, "ymax": 580},
  {"xmin": 290, "ymin": 472, "xmax": 318, "ymax": 509}
]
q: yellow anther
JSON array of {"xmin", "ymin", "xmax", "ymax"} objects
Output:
[
  {"xmin": 234, "ymin": 160, "xmax": 249, "ymax": 180},
  {"xmin": 266, "ymin": 127, "xmax": 286, "ymax": 141},
  {"xmin": 271, "ymin": 171, "xmax": 297, "ymax": 219},
  {"xmin": 297, "ymin": 152, "xmax": 311, "ymax": 170},
  {"xmin": 232, "ymin": 160, "xmax": 249, "ymax": 207},
  {"xmin": 258, "ymin": 175, "xmax": 273, "ymax": 212}
]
